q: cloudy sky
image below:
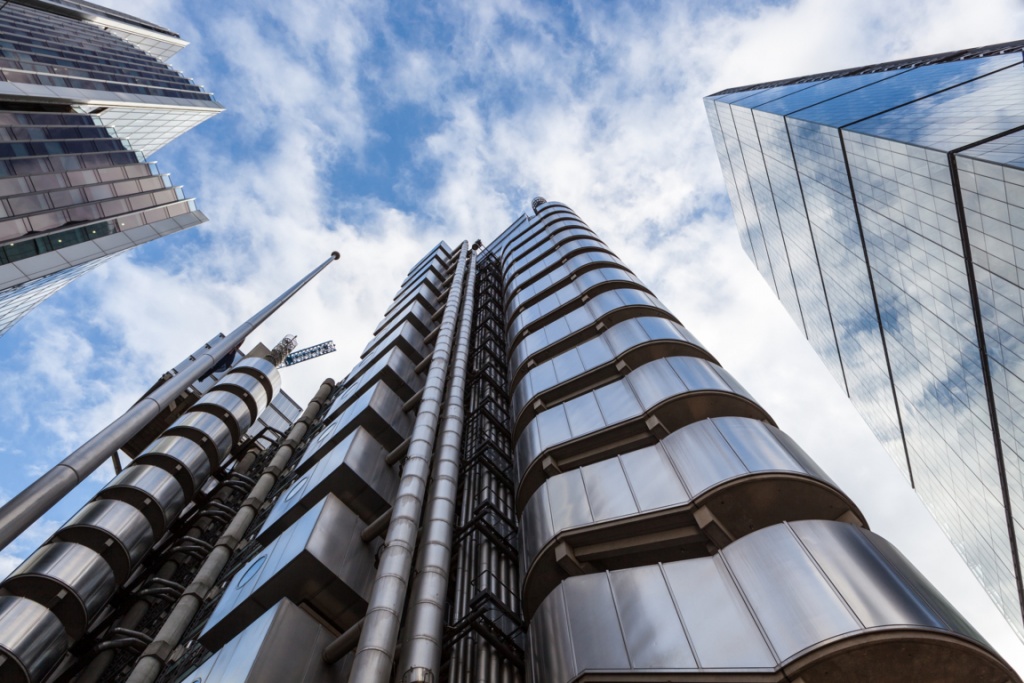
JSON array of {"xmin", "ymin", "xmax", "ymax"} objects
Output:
[{"xmin": 2, "ymin": 0, "xmax": 1024, "ymax": 671}]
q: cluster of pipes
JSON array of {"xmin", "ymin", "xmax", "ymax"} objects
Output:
[
  {"xmin": 0, "ymin": 255, "xmax": 338, "ymax": 683},
  {"xmin": 0, "ymin": 242, "xmax": 488, "ymax": 683}
]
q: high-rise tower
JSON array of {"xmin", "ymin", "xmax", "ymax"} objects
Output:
[
  {"xmin": 705, "ymin": 40, "xmax": 1024, "ymax": 639},
  {"xmin": 0, "ymin": 201, "xmax": 1016, "ymax": 682},
  {"xmin": 0, "ymin": 0, "xmax": 221, "ymax": 336}
]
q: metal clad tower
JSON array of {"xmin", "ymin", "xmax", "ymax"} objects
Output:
[
  {"xmin": 706, "ymin": 40, "xmax": 1024, "ymax": 640},
  {"xmin": 0, "ymin": 0, "xmax": 222, "ymax": 337},
  {"xmin": 10, "ymin": 201, "xmax": 1002, "ymax": 682}
]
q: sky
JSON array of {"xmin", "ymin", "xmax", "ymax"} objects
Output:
[{"xmin": 1, "ymin": 0, "xmax": 1024, "ymax": 673}]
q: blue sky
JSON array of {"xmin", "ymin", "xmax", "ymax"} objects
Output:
[{"xmin": 2, "ymin": 0, "xmax": 1024, "ymax": 671}]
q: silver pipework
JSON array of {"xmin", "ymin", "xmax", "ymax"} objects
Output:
[
  {"xmin": 399, "ymin": 250, "xmax": 477, "ymax": 680},
  {"xmin": 348, "ymin": 242, "xmax": 470, "ymax": 683},
  {"xmin": 0, "ymin": 358, "xmax": 282, "ymax": 682},
  {"xmin": 0, "ymin": 254, "xmax": 338, "ymax": 552},
  {"xmin": 124, "ymin": 378, "xmax": 336, "ymax": 683}
]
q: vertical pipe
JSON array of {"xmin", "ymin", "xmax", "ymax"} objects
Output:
[
  {"xmin": 349, "ymin": 242, "xmax": 470, "ymax": 683},
  {"xmin": 0, "ymin": 253, "xmax": 339, "ymax": 552},
  {"xmin": 124, "ymin": 378, "xmax": 336, "ymax": 683},
  {"xmin": 399, "ymin": 252, "xmax": 476, "ymax": 681}
]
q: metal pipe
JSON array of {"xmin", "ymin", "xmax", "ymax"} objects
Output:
[
  {"xmin": 322, "ymin": 617, "xmax": 365, "ymax": 664},
  {"xmin": 76, "ymin": 447, "xmax": 261, "ymax": 683},
  {"xmin": 360, "ymin": 508, "xmax": 393, "ymax": 543},
  {"xmin": 124, "ymin": 378, "xmax": 336, "ymax": 683},
  {"xmin": 348, "ymin": 242, "xmax": 470, "ymax": 683},
  {"xmin": 0, "ymin": 253, "xmax": 339, "ymax": 552},
  {"xmin": 385, "ymin": 437, "xmax": 411, "ymax": 466},
  {"xmin": 400, "ymin": 251, "xmax": 477, "ymax": 681}
]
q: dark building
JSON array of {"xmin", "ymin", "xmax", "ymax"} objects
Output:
[
  {"xmin": 705, "ymin": 40, "xmax": 1024, "ymax": 639},
  {"xmin": 0, "ymin": 201, "xmax": 1016, "ymax": 682},
  {"xmin": 0, "ymin": 0, "xmax": 221, "ymax": 336}
]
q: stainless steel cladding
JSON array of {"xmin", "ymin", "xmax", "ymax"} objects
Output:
[
  {"xmin": 326, "ymin": 346, "xmax": 424, "ymax": 422},
  {"xmin": 181, "ymin": 599, "xmax": 348, "ymax": 683},
  {"xmin": 496, "ymin": 200, "xmax": 1017, "ymax": 682},
  {"xmin": 0, "ymin": 354, "xmax": 282, "ymax": 682},
  {"xmin": 507, "ymin": 288, "xmax": 676, "ymax": 385},
  {"xmin": 98, "ymin": 464, "xmax": 188, "ymax": 537},
  {"xmin": 212, "ymin": 371, "xmax": 270, "ymax": 420},
  {"xmin": 190, "ymin": 390, "xmax": 255, "ymax": 442},
  {"xmin": 349, "ymin": 241, "xmax": 469, "ymax": 683},
  {"xmin": 64, "ymin": 200, "xmax": 1016, "ymax": 682},
  {"xmin": 52, "ymin": 499, "xmax": 155, "ymax": 583},
  {"xmin": 303, "ymin": 380, "xmax": 413, "ymax": 461},
  {"xmin": 510, "ymin": 316, "xmax": 713, "ymax": 434},
  {"xmin": 164, "ymin": 411, "xmax": 235, "ymax": 468},
  {"xmin": 526, "ymin": 521, "xmax": 1017, "ymax": 682},
  {"xmin": 256, "ymin": 426, "xmax": 395, "ymax": 545},
  {"xmin": 229, "ymin": 357, "xmax": 281, "ymax": 399},
  {"xmin": 514, "ymin": 356, "xmax": 771, "ymax": 510},
  {"xmin": 0, "ymin": 596, "xmax": 69, "ymax": 683},
  {"xmin": 519, "ymin": 416, "xmax": 865, "ymax": 616},
  {"xmin": 199, "ymin": 493, "xmax": 376, "ymax": 651},
  {"xmin": 1, "ymin": 542, "xmax": 116, "ymax": 638},
  {"xmin": 133, "ymin": 435, "xmax": 213, "ymax": 500}
]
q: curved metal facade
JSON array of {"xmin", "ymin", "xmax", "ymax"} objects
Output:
[
  {"xmin": 3, "ymin": 201, "xmax": 1016, "ymax": 682},
  {"xmin": 494, "ymin": 200, "xmax": 1016, "ymax": 683}
]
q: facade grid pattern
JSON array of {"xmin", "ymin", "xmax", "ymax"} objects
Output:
[
  {"xmin": 0, "ymin": 0, "xmax": 219, "ymax": 338},
  {"xmin": 707, "ymin": 43, "xmax": 1024, "ymax": 637}
]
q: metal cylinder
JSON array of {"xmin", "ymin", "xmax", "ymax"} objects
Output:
[
  {"xmin": 164, "ymin": 411, "xmax": 235, "ymax": 469},
  {"xmin": 2, "ymin": 542, "xmax": 116, "ymax": 639},
  {"xmin": 190, "ymin": 389, "xmax": 255, "ymax": 442},
  {"xmin": 0, "ymin": 353, "xmax": 284, "ymax": 682},
  {"xmin": 348, "ymin": 242, "xmax": 470, "ymax": 683},
  {"xmin": 53, "ymin": 499, "xmax": 154, "ymax": 584},
  {"xmin": 214, "ymin": 372, "xmax": 269, "ymax": 419},
  {"xmin": 399, "ymin": 251, "xmax": 477, "ymax": 679},
  {"xmin": 133, "ymin": 435, "xmax": 212, "ymax": 501},
  {"xmin": 0, "ymin": 253, "xmax": 336, "ymax": 553},
  {"xmin": 124, "ymin": 378, "xmax": 336, "ymax": 683},
  {"xmin": 0, "ymin": 596, "xmax": 69, "ymax": 683},
  {"xmin": 97, "ymin": 464, "xmax": 187, "ymax": 538}
]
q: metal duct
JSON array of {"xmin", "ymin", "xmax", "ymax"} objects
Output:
[
  {"xmin": 52, "ymin": 499, "xmax": 155, "ymax": 584},
  {"xmin": 348, "ymin": 241, "xmax": 470, "ymax": 683},
  {"xmin": 400, "ymin": 249, "xmax": 478, "ymax": 681},
  {"xmin": 190, "ymin": 389, "xmax": 255, "ymax": 442},
  {"xmin": 163, "ymin": 407, "xmax": 237, "ymax": 466},
  {"xmin": 0, "ymin": 357, "xmax": 282, "ymax": 682},
  {"xmin": 97, "ymin": 464, "xmax": 188, "ymax": 538},
  {"xmin": 125, "ymin": 378, "xmax": 335, "ymax": 683},
  {"xmin": 133, "ymin": 436, "xmax": 212, "ymax": 501},
  {"xmin": 0, "ymin": 541, "xmax": 116, "ymax": 639},
  {"xmin": 0, "ymin": 596, "xmax": 69, "ymax": 683},
  {"xmin": 0, "ymin": 254, "xmax": 336, "ymax": 553}
]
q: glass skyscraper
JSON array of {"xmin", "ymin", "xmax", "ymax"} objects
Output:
[
  {"xmin": 0, "ymin": 0, "xmax": 220, "ymax": 336},
  {"xmin": 0, "ymin": 200, "xmax": 1017, "ymax": 683},
  {"xmin": 706, "ymin": 40, "xmax": 1024, "ymax": 639}
]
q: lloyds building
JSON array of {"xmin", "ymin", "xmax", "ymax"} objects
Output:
[
  {"xmin": 0, "ymin": 199, "xmax": 1017, "ymax": 682},
  {"xmin": 706, "ymin": 40, "xmax": 1024, "ymax": 640},
  {"xmin": 0, "ymin": 0, "xmax": 220, "ymax": 337}
]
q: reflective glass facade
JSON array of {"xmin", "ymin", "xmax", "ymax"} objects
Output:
[
  {"xmin": 0, "ymin": 1, "xmax": 219, "ymax": 337},
  {"xmin": 707, "ymin": 40, "xmax": 1024, "ymax": 637}
]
